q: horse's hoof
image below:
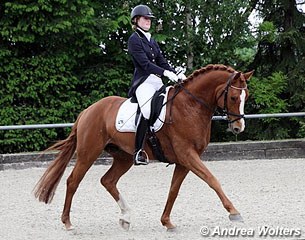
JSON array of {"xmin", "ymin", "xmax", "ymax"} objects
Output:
[
  {"xmin": 65, "ymin": 224, "xmax": 75, "ymax": 231},
  {"xmin": 167, "ymin": 226, "xmax": 178, "ymax": 233},
  {"xmin": 63, "ymin": 220, "xmax": 74, "ymax": 231},
  {"xmin": 119, "ymin": 218, "xmax": 130, "ymax": 231},
  {"xmin": 229, "ymin": 213, "xmax": 244, "ymax": 222}
]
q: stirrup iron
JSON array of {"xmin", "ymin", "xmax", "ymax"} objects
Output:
[{"xmin": 134, "ymin": 150, "xmax": 149, "ymax": 165}]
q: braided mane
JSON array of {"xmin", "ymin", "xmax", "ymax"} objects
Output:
[{"xmin": 179, "ymin": 64, "xmax": 236, "ymax": 86}]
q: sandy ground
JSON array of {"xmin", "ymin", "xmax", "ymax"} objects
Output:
[{"xmin": 0, "ymin": 158, "xmax": 305, "ymax": 240}]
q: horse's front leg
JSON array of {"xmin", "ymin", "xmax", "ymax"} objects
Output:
[
  {"xmin": 161, "ymin": 164, "xmax": 189, "ymax": 230},
  {"xmin": 185, "ymin": 151, "xmax": 243, "ymax": 222}
]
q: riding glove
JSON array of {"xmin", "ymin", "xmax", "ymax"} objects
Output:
[
  {"xmin": 163, "ymin": 70, "xmax": 179, "ymax": 82},
  {"xmin": 177, "ymin": 72, "xmax": 187, "ymax": 80}
]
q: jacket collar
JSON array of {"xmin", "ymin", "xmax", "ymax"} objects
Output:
[{"xmin": 135, "ymin": 29, "xmax": 152, "ymax": 43}]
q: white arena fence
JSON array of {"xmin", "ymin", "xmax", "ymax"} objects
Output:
[{"xmin": 0, "ymin": 112, "xmax": 305, "ymax": 131}]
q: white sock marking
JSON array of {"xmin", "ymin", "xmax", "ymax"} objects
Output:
[{"xmin": 117, "ymin": 194, "xmax": 130, "ymax": 214}]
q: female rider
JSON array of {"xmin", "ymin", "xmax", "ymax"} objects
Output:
[{"xmin": 128, "ymin": 4, "xmax": 186, "ymax": 165}]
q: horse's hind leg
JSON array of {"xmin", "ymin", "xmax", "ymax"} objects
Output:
[
  {"xmin": 61, "ymin": 149, "xmax": 102, "ymax": 230},
  {"xmin": 100, "ymin": 148, "xmax": 133, "ymax": 230}
]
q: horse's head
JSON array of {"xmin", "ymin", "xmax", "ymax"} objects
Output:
[
  {"xmin": 176, "ymin": 65, "xmax": 253, "ymax": 135},
  {"xmin": 216, "ymin": 70, "xmax": 254, "ymax": 134}
]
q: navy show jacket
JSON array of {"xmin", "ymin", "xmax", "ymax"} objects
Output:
[{"xmin": 127, "ymin": 29, "xmax": 175, "ymax": 97}]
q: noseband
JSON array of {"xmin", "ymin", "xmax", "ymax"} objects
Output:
[{"xmin": 175, "ymin": 72, "xmax": 247, "ymax": 124}]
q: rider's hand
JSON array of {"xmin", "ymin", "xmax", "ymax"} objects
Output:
[
  {"xmin": 163, "ymin": 70, "xmax": 179, "ymax": 82},
  {"xmin": 177, "ymin": 72, "xmax": 187, "ymax": 80}
]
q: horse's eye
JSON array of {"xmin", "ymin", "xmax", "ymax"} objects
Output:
[{"xmin": 231, "ymin": 96, "xmax": 238, "ymax": 102}]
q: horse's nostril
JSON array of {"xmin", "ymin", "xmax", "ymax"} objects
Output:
[{"xmin": 233, "ymin": 127, "xmax": 240, "ymax": 133}]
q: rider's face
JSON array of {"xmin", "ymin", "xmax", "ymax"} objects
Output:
[{"xmin": 137, "ymin": 16, "xmax": 151, "ymax": 31}]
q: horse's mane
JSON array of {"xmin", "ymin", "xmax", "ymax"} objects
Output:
[{"xmin": 179, "ymin": 64, "xmax": 236, "ymax": 86}]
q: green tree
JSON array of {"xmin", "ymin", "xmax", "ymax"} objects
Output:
[
  {"xmin": 0, "ymin": 1, "xmax": 137, "ymax": 153},
  {"xmin": 247, "ymin": 0, "xmax": 305, "ymax": 139},
  {"xmin": 150, "ymin": 0, "xmax": 256, "ymax": 72},
  {"xmin": 0, "ymin": 0, "xmax": 100, "ymax": 152}
]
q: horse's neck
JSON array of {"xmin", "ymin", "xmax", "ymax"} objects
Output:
[
  {"xmin": 183, "ymin": 74, "xmax": 222, "ymax": 112},
  {"xmin": 171, "ymin": 85, "xmax": 214, "ymax": 123},
  {"xmin": 169, "ymin": 80, "xmax": 215, "ymax": 152}
]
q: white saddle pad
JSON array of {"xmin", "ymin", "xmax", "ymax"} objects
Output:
[{"xmin": 115, "ymin": 87, "xmax": 172, "ymax": 132}]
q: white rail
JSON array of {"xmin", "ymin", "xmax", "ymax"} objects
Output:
[{"xmin": 1, "ymin": 112, "xmax": 305, "ymax": 130}]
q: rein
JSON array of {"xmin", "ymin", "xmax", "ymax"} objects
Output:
[{"xmin": 165, "ymin": 72, "xmax": 247, "ymax": 124}]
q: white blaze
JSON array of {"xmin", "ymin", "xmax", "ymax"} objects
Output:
[{"xmin": 239, "ymin": 90, "xmax": 246, "ymax": 132}]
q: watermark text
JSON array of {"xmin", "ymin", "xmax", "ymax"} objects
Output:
[{"xmin": 200, "ymin": 225, "xmax": 302, "ymax": 238}]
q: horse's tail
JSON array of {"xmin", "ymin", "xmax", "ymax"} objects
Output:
[{"xmin": 33, "ymin": 111, "xmax": 83, "ymax": 204}]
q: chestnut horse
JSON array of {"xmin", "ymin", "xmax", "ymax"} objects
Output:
[{"xmin": 34, "ymin": 64, "xmax": 253, "ymax": 231}]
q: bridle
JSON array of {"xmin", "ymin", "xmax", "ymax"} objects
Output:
[
  {"xmin": 216, "ymin": 72, "xmax": 248, "ymax": 123},
  {"xmin": 169, "ymin": 72, "xmax": 247, "ymax": 124}
]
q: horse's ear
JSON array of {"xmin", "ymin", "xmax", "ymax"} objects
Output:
[
  {"xmin": 233, "ymin": 72, "xmax": 241, "ymax": 80},
  {"xmin": 243, "ymin": 70, "xmax": 254, "ymax": 81}
]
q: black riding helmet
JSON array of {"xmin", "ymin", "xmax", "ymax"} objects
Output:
[{"xmin": 131, "ymin": 5, "xmax": 155, "ymax": 23}]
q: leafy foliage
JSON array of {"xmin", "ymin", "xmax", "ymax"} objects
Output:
[
  {"xmin": 151, "ymin": 0, "xmax": 256, "ymax": 71},
  {"xmin": 0, "ymin": 0, "xmax": 131, "ymax": 153},
  {"xmin": 248, "ymin": 72, "xmax": 288, "ymax": 115},
  {"xmin": 247, "ymin": 0, "xmax": 305, "ymax": 139}
]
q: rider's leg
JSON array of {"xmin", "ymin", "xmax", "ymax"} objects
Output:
[
  {"xmin": 136, "ymin": 76, "xmax": 163, "ymax": 119},
  {"xmin": 133, "ymin": 115, "xmax": 149, "ymax": 165},
  {"xmin": 134, "ymin": 75, "xmax": 163, "ymax": 165}
]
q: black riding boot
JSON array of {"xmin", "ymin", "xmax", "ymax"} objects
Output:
[{"xmin": 134, "ymin": 116, "xmax": 149, "ymax": 165}]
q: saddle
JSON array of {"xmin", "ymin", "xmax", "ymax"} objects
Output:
[
  {"xmin": 115, "ymin": 85, "xmax": 171, "ymax": 132},
  {"xmin": 115, "ymin": 85, "xmax": 172, "ymax": 163}
]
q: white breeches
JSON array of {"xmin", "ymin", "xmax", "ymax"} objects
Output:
[{"xmin": 135, "ymin": 74, "xmax": 163, "ymax": 119}]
